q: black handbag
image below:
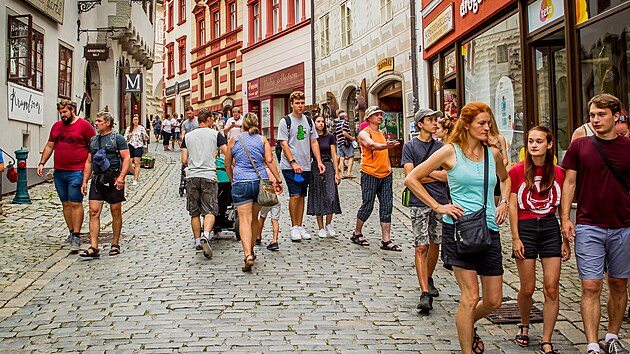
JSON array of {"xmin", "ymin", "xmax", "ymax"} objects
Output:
[{"xmin": 454, "ymin": 146, "xmax": 492, "ymax": 255}]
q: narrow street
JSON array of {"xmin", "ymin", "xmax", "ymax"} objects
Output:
[{"xmin": 0, "ymin": 149, "xmax": 626, "ymax": 352}]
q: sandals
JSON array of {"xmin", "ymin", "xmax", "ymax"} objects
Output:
[
  {"xmin": 380, "ymin": 240, "xmax": 402, "ymax": 252},
  {"xmin": 472, "ymin": 327, "xmax": 484, "ymax": 354},
  {"xmin": 80, "ymin": 246, "xmax": 100, "ymax": 258},
  {"xmin": 109, "ymin": 244, "xmax": 121, "ymax": 256},
  {"xmin": 242, "ymin": 254, "xmax": 254, "ymax": 272},
  {"xmin": 515, "ymin": 324, "xmax": 530, "ymax": 347},
  {"xmin": 540, "ymin": 342, "xmax": 558, "ymax": 354},
  {"xmin": 350, "ymin": 233, "xmax": 370, "ymax": 246}
]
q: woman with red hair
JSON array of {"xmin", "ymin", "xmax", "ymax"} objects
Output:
[{"xmin": 405, "ymin": 102, "xmax": 510, "ymax": 354}]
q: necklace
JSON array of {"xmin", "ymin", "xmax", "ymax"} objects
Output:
[{"xmin": 465, "ymin": 146, "xmax": 482, "ymax": 160}]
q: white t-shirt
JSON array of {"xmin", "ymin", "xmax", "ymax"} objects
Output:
[
  {"xmin": 161, "ymin": 119, "xmax": 172, "ymax": 133},
  {"xmin": 225, "ymin": 116, "xmax": 243, "ymax": 140},
  {"xmin": 171, "ymin": 118, "xmax": 180, "ymax": 132}
]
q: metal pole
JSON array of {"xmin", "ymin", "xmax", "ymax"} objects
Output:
[{"xmin": 410, "ymin": 0, "xmax": 419, "ymax": 112}]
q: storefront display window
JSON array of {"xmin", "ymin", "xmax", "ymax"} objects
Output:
[
  {"xmin": 380, "ymin": 112, "xmax": 404, "ymax": 140},
  {"xmin": 273, "ymin": 98, "xmax": 284, "ymax": 139},
  {"xmin": 431, "ymin": 59, "xmax": 440, "ymax": 110},
  {"xmin": 578, "ymin": 7, "xmax": 629, "ymax": 114},
  {"xmin": 462, "ymin": 13, "xmax": 523, "ymax": 163},
  {"xmin": 261, "ymin": 99, "xmax": 271, "ymax": 139},
  {"xmin": 444, "ymin": 51, "xmax": 456, "ymax": 76}
]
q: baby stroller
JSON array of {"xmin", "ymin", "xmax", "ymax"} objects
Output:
[
  {"xmin": 179, "ymin": 163, "xmax": 187, "ymax": 197},
  {"xmin": 213, "ymin": 157, "xmax": 240, "ymax": 240}
]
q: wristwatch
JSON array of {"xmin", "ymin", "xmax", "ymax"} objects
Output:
[
  {"xmin": 500, "ymin": 199, "xmax": 510, "ymax": 206},
  {"xmin": 289, "ymin": 159, "xmax": 296, "ymax": 165}
]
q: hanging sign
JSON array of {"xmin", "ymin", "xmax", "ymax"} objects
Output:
[
  {"xmin": 124, "ymin": 74, "xmax": 143, "ymax": 93},
  {"xmin": 84, "ymin": 44, "xmax": 109, "ymax": 61},
  {"xmin": 424, "ymin": 4, "xmax": 454, "ymax": 49},
  {"xmin": 7, "ymin": 82, "xmax": 44, "ymax": 125}
]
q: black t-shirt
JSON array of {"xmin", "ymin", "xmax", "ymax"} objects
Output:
[
  {"xmin": 316, "ymin": 133, "xmax": 336, "ymax": 160},
  {"xmin": 401, "ymin": 138, "xmax": 448, "ymax": 207}
]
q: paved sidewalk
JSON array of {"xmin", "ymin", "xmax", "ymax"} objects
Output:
[{"xmin": 0, "ymin": 151, "xmax": 626, "ymax": 352}]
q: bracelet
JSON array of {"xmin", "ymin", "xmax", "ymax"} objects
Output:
[{"xmin": 38, "ymin": 162, "xmax": 44, "ymax": 166}]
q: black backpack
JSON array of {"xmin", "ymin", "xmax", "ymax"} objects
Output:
[{"xmin": 275, "ymin": 115, "xmax": 313, "ymax": 162}]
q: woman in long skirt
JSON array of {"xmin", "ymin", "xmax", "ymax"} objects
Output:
[{"xmin": 307, "ymin": 116, "xmax": 342, "ymax": 237}]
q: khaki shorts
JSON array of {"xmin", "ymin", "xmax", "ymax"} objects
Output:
[
  {"xmin": 186, "ymin": 177, "xmax": 218, "ymax": 217},
  {"xmin": 411, "ymin": 206, "xmax": 442, "ymax": 247},
  {"xmin": 260, "ymin": 204, "xmax": 281, "ymax": 220}
]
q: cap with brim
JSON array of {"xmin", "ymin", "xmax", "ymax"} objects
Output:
[
  {"xmin": 93, "ymin": 149, "xmax": 110, "ymax": 172},
  {"xmin": 414, "ymin": 109, "xmax": 444, "ymax": 124},
  {"xmin": 365, "ymin": 106, "xmax": 385, "ymax": 119}
]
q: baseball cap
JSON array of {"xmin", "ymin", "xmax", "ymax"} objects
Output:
[
  {"xmin": 365, "ymin": 106, "xmax": 385, "ymax": 119},
  {"xmin": 93, "ymin": 149, "xmax": 110, "ymax": 172},
  {"xmin": 415, "ymin": 108, "xmax": 443, "ymax": 124}
]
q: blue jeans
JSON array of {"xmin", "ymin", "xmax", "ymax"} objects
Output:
[{"xmin": 54, "ymin": 170, "xmax": 84, "ymax": 203}]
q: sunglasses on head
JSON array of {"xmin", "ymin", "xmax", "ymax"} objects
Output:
[
  {"xmin": 56, "ymin": 100, "xmax": 75, "ymax": 109},
  {"xmin": 619, "ymin": 115, "xmax": 628, "ymax": 123}
]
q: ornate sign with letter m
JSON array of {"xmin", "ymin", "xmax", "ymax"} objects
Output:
[{"xmin": 124, "ymin": 73, "xmax": 142, "ymax": 93}]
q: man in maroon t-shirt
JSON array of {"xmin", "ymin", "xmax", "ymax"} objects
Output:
[
  {"xmin": 560, "ymin": 93, "xmax": 630, "ymax": 354},
  {"xmin": 37, "ymin": 100, "xmax": 96, "ymax": 253}
]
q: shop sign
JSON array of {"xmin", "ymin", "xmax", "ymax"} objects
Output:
[
  {"xmin": 460, "ymin": 0, "xmax": 483, "ymax": 18},
  {"xmin": 222, "ymin": 97, "xmax": 235, "ymax": 109},
  {"xmin": 124, "ymin": 74, "xmax": 143, "ymax": 93},
  {"xmin": 23, "ymin": 0, "xmax": 65, "ymax": 24},
  {"xmin": 84, "ymin": 44, "xmax": 109, "ymax": 61},
  {"xmin": 7, "ymin": 82, "xmax": 44, "ymax": 125},
  {"xmin": 247, "ymin": 79, "xmax": 259, "ymax": 99},
  {"xmin": 576, "ymin": 0, "xmax": 588, "ymax": 25},
  {"xmin": 165, "ymin": 83, "xmax": 177, "ymax": 96},
  {"xmin": 258, "ymin": 63, "xmax": 304, "ymax": 97},
  {"xmin": 377, "ymin": 57, "xmax": 395, "ymax": 75},
  {"xmin": 178, "ymin": 80, "xmax": 190, "ymax": 93},
  {"xmin": 423, "ymin": 4, "xmax": 454, "ymax": 49},
  {"xmin": 528, "ymin": 0, "xmax": 564, "ymax": 33}
]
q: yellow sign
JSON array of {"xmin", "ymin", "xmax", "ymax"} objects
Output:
[
  {"xmin": 23, "ymin": 0, "xmax": 65, "ymax": 24},
  {"xmin": 377, "ymin": 57, "xmax": 394, "ymax": 75},
  {"xmin": 423, "ymin": 4, "xmax": 454, "ymax": 49}
]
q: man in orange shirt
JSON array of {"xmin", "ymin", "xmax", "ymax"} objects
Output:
[{"xmin": 351, "ymin": 106, "xmax": 401, "ymax": 251}]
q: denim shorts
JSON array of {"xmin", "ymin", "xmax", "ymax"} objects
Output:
[
  {"xmin": 513, "ymin": 214, "xmax": 562, "ymax": 259},
  {"xmin": 282, "ymin": 169, "xmax": 311, "ymax": 197},
  {"xmin": 574, "ymin": 224, "xmax": 629, "ymax": 280},
  {"xmin": 129, "ymin": 145, "xmax": 143, "ymax": 158},
  {"xmin": 232, "ymin": 180, "xmax": 260, "ymax": 206},
  {"xmin": 54, "ymin": 170, "xmax": 84, "ymax": 203}
]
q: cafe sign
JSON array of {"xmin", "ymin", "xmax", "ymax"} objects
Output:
[
  {"xmin": 247, "ymin": 79, "xmax": 259, "ymax": 99},
  {"xmin": 7, "ymin": 82, "xmax": 44, "ymax": 125},
  {"xmin": 84, "ymin": 44, "xmax": 109, "ymax": 61},
  {"xmin": 23, "ymin": 0, "xmax": 65, "ymax": 24},
  {"xmin": 377, "ymin": 57, "xmax": 394, "ymax": 75},
  {"xmin": 424, "ymin": 4, "xmax": 454, "ymax": 49}
]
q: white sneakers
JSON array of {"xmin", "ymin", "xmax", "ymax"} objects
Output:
[
  {"xmin": 299, "ymin": 226, "xmax": 311, "ymax": 240},
  {"xmin": 132, "ymin": 180, "xmax": 138, "ymax": 186},
  {"xmin": 325, "ymin": 224, "xmax": 336, "ymax": 237},
  {"xmin": 318, "ymin": 229, "xmax": 328, "ymax": 238},
  {"xmin": 291, "ymin": 226, "xmax": 312, "ymax": 241}
]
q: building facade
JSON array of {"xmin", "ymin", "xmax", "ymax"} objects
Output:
[
  {"xmin": 420, "ymin": 0, "xmax": 629, "ymax": 165},
  {"xmin": 163, "ymin": 0, "xmax": 193, "ymax": 118},
  {"xmin": 241, "ymin": 0, "xmax": 313, "ymax": 145},
  {"xmin": 1, "ymin": 0, "xmax": 155, "ymax": 193},
  {"xmin": 147, "ymin": 0, "xmax": 166, "ymax": 121}
]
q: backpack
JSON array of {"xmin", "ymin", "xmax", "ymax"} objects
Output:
[
  {"xmin": 90, "ymin": 132, "xmax": 122, "ymax": 169},
  {"xmin": 275, "ymin": 115, "xmax": 313, "ymax": 162}
]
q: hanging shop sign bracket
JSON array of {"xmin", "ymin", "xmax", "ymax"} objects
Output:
[
  {"xmin": 77, "ymin": 0, "xmax": 101, "ymax": 14},
  {"xmin": 77, "ymin": 20, "xmax": 126, "ymax": 41}
]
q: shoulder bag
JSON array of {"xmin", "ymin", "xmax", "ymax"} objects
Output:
[
  {"xmin": 238, "ymin": 136, "xmax": 279, "ymax": 207},
  {"xmin": 454, "ymin": 146, "xmax": 493, "ymax": 255},
  {"xmin": 402, "ymin": 139, "xmax": 436, "ymax": 207},
  {"xmin": 590, "ymin": 136, "xmax": 629, "ymax": 194}
]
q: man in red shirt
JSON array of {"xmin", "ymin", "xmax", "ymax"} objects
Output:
[
  {"xmin": 37, "ymin": 100, "xmax": 96, "ymax": 253},
  {"xmin": 561, "ymin": 93, "xmax": 630, "ymax": 354}
]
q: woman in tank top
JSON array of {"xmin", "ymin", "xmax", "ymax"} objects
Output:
[{"xmin": 404, "ymin": 102, "xmax": 511, "ymax": 354}]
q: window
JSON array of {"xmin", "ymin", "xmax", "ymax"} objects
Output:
[
  {"xmin": 167, "ymin": 1, "xmax": 174, "ymax": 31},
  {"xmin": 8, "ymin": 15, "xmax": 32, "ymax": 81},
  {"xmin": 167, "ymin": 43, "xmax": 175, "ymax": 78},
  {"xmin": 294, "ymin": 0, "xmax": 302, "ymax": 23},
  {"xmin": 198, "ymin": 72, "xmax": 205, "ymax": 101},
  {"xmin": 320, "ymin": 14, "xmax": 329, "ymax": 57},
  {"xmin": 229, "ymin": 61, "xmax": 236, "ymax": 92},
  {"xmin": 272, "ymin": 0, "xmax": 280, "ymax": 35},
  {"xmin": 197, "ymin": 17, "xmax": 206, "ymax": 46},
  {"xmin": 252, "ymin": 3, "xmax": 260, "ymax": 43},
  {"xmin": 58, "ymin": 45, "xmax": 73, "ymax": 98},
  {"xmin": 178, "ymin": 0, "xmax": 186, "ymax": 24},
  {"xmin": 496, "ymin": 44, "xmax": 508, "ymax": 64},
  {"xmin": 213, "ymin": 66, "xmax": 220, "ymax": 96},
  {"xmin": 177, "ymin": 37, "xmax": 186, "ymax": 74},
  {"xmin": 228, "ymin": 1, "xmax": 237, "ymax": 32},
  {"xmin": 341, "ymin": 1, "xmax": 352, "ymax": 47},
  {"xmin": 212, "ymin": 10, "xmax": 220, "ymax": 39},
  {"xmin": 380, "ymin": 0, "xmax": 392, "ymax": 23}
]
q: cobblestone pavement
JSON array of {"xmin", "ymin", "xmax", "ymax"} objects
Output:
[{"xmin": 0, "ymin": 149, "xmax": 626, "ymax": 352}]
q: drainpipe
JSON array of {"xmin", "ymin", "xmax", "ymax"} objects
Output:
[
  {"xmin": 409, "ymin": 0, "xmax": 419, "ymax": 112},
  {"xmin": 310, "ymin": 0, "xmax": 316, "ymax": 102}
]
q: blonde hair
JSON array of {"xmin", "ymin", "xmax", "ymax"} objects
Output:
[{"xmin": 242, "ymin": 112, "xmax": 260, "ymax": 135}]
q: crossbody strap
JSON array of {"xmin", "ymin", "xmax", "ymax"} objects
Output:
[
  {"xmin": 590, "ymin": 136, "xmax": 629, "ymax": 192},
  {"xmin": 237, "ymin": 135, "xmax": 263, "ymax": 182},
  {"xmin": 483, "ymin": 145, "xmax": 489, "ymax": 209}
]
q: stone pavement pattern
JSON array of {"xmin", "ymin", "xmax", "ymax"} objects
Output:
[{"xmin": 0, "ymin": 149, "xmax": 626, "ymax": 352}]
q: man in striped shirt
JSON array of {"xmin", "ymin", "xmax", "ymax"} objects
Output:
[{"xmin": 334, "ymin": 111, "xmax": 356, "ymax": 178}]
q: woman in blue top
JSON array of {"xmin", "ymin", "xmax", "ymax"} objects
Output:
[
  {"xmin": 404, "ymin": 102, "xmax": 510, "ymax": 354},
  {"xmin": 225, "ymin": 113, "xmax": 283, "ymax": 272}
]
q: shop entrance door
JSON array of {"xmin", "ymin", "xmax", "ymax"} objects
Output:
[{"xmin": 532, "ymin": 31, "xmax": 570, "ymax": 162}]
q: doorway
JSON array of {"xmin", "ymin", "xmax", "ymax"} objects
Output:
[{"xmin": 531, "ymin": 30, "xmax": 569, "ymax": 162}]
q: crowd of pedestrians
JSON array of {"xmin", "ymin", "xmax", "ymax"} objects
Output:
[{"xmin": 34, "ymin": 91, "xmax": 628, "ymax": 354}]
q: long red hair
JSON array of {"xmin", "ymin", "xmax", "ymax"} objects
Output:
[
  {"xmin": 447, "ymin": 102, "xmax": 493, "ymax": 151},
  {"xmin": 524, "ymin": 126, "xmax": 555, "ymax": 193}
]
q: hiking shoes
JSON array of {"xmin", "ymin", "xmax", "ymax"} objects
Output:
[
  {"xmin": 200, "ymin": 236, "xmax": 213, "ymax": 259},
  {"xmin": 70, "ymin": 235, "xmax": 80, "ymax": 254},
  {"xmin": 605, "ymin": 338, "xmax": 629, "ymax": 354},
  {"xmin": 417, "ymin": 292, "xmax": 433, "ymax": 313},
  {"xmin": 428, "ymin": 276, "xmax": 440, "ymax": 297}
]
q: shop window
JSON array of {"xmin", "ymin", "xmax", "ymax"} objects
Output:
[
  {"xmin": 178, "ymin": 0, "xmax": 186, "ymax": 24},
  {"xmin": 228, "ymin": 1, "xmax": 237, "ymax": 32},
  {"xmin": 229, "ymin": 61, "xmax": 236, "ymax": 93},
  {"xmin": 341, "ymin": 1, "xmax": 352, "ymax": 47},
  {"xmin": 583, "ymin": 0, "xmax": 626, "ymax": 19},
  {"xmin": 167, "ymin": 43, "xmax": 175, "ymax": 78},
  {"xmin": 197, "ymin": 17, "xmax": 206, "ymax": 46},
  {"xmin": 430, "ymin": 59, "xmax": 440, "ymax": 110},
  {"xmin": 380, "ymin": 0, "xmax": 392, "ymax": 24},
  {"xmin": 177, "ymin": 37, "xmax": 186, "ymax": 74},
  {"xmin": 198, "ymin": 72, "xmax": 205, "ymax": 101},
  {"xmin": 320, "ymin": 14, "xmax": 330, "ymax": 57},
  {"xmin": 213, "ymin": 66, "xmax": 220, "ymax": 96},
  {"xmin": 462, "ymin": 13, "xmax": 523, "ymax": 163},
  {"xmin": 212, "ymin": 10, "xmax": 220, "ymax": 39},
  {"xmin": 578, "ymin": 7, "xmax": 629, "ymax": 114},
  {"xmin": 58, "ymin": 45, "xmax": 73, "ymax": 99}
]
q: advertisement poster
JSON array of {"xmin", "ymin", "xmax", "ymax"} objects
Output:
[
  {"xmin": 380, "ymin": 112, "xmax": 404, "ymax": 140},
  {"xmin": 494, "ymin": 76, "xmax": 515, "ymax": 150}
]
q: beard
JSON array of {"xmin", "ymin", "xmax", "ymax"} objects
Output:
[{"xmin": 61, "ymin": 115, "xmax": 72, "ymax": 125}]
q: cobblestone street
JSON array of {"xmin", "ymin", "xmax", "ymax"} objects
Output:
[{"xmin": 0, "ymin": 149, "xmax": 627, "ymax": 353}]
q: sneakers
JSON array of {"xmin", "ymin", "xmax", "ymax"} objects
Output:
[
  {"xmin": 325, "ymin": 224, "xmax": 336, "ymax": 237},
  {"xmin": 291, "ymin": 226, "xmax": 301, "ymax": 242},
  {"xmin": 299, "ymin": 226, "xmax": 311, "ymax": 240},
  {"xmin": 428, "ymin": 276, "xmax": 440, "ymax": 298},
  {"xmin": 70, "ymin": 235, "xmax": 80, "ymax": 254},
  {"xmin": 318, "ymin": 229, "xmax": 328, "ymax": 238},
  {"xmin": 132, "ymin": 180, "xmax": 138, "ymax": 186},
  {"xmin": 267, "ymin": 242, "xmax": 279, "ymax": 251},
  {"xmin": 62, "ymin": 233, "xmax": 73, "ymax": 245},
  {"xmin": 605, "ymin": 338, "xmax": 629, "ymax": 354},
  {"xmin": 417, "ymin": 292, "xmax": 433, "ymax": 313},
  {"xmin": 200, "ymin": 236, "xmax": 213, "ymax": 259}
]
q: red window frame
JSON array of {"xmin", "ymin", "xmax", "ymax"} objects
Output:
[
  {"xmin": 166, "ymin": 43, "xmax": 175, "ymax": 78},
  {"xmin": 177, "ymin": 36, "xmax": 187, "ymax": 74},
  {"xmin": 198, "ymin": 72, "xmax": 205, "ymax": 102},
  {"xmin": 227, "ymin": 0, "xmax": 237, "ymax": 32},
  {"xmin": 267, "ymin": 0, "xmax": 281, "ymax": 36},
  {"xmin": 248, "ymin": 1, "xmax": 260, "ymax": 44},
  {"xmin": 196, "ymin": 16, "xmax": 206, "ymax": 46},
  {"xmin": 178, "ymin": 0, "xmax": 186, "ymax": 24},
  {"xmin": 167, "ymin": 1, "xmax": 174, "ymax": 31},
  {"xmin": 58, "ymin": 45, "xmax": 73, "ymax": 99},
  {"xmin": 213, "ymin": 66, "xmax": 220, "ymax": 97},
  {"xmin": 211, "ymin": 9, "xmax": 220, "ymax": 39}
]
